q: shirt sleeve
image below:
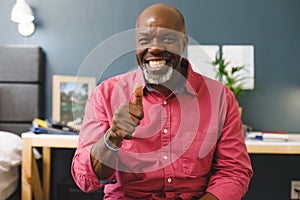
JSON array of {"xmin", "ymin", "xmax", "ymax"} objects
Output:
[
  {"xmin": 206, "ymin": 87, "xmax": 253, "ymax": 200},
  {"xmin": 71, "ymin": 88, "xmax": 115, "ymax": 192}
]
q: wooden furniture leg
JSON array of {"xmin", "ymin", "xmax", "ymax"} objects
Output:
[
  {"xmin": 43, "ymin": 147, "xmax": 51, "ymax": 200},
  {"xmin": 22, "ymin": 138, "xmax": 32, "ymax": 200},
  {"xmin": 32, "ymin": 151, "xmax": 43, "ymax": 200}
]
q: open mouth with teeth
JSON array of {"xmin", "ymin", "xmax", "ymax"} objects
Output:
[{"xmin": 144, "ymin": 59, "xmax": 170, "ymax": 72}]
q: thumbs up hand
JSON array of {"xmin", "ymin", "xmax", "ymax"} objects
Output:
[
  {"xmin": 133, "ymin": 83, "xmax": 143, "ymax": 107},
  {"xmin": 110, "ymin": 84, "xmax": 144, "ymax": 141}
]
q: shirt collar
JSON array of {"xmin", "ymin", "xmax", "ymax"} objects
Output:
[
  {"xmin": 135, "ymin": 68, "xmax": 147, "ymax": 88},
  {"xmin": 183, "ymin": 58, "xmax": 203, "ymax": 96}
]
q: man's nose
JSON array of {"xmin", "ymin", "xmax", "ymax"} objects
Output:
[{"xmin": 148, "ymin": 38, "xmax": 166, "ymax": 53}]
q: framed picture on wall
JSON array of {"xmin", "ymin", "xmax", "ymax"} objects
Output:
[{"xmin": 52, "ymin": 75, "xmax": 96, "ymax": 130}]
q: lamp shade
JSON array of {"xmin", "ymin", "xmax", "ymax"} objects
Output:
[
  {"xmin": 18, "ymin": 22, "xmax": 35, "ymax": 36},
  {"xmin": 11, "ymin": 0, "xmax": 34, "ymax": 23}
]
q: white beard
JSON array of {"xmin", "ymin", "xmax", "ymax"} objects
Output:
[{"xmin": 143, "ymin": 66, "xmax": 173, "ymax": 85}]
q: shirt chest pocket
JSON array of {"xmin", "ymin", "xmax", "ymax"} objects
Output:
[{"xmin": 177, "ymin": 131, "xmax": 217, "ymax": 177}]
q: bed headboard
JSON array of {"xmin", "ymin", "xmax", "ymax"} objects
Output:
[{"xmin": 0, "ymin": 45, "xmax": 44, "ymax": 135}]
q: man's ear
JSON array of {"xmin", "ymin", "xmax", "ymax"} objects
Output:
[{"xmin": 182, "ymin": 35, "xmax": 188, "ymax": 53}]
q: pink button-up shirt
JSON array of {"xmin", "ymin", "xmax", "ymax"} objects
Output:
[{"xmin": 71, "ymin": 61, "xmax": 253, "ymax": 200}]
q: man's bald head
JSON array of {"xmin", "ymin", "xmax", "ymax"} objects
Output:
[{"xmin": 136, "ymin": 4, "xmax": 186, "ymax": 34}]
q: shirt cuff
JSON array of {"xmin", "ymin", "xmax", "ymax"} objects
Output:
[{"xmin": 206, "ymin": 181, "xmax": 244, "ymax": 200}]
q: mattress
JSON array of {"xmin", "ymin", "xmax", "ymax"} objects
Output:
[{"xmin": 0, "ymin": 166, "xmax": 19, "ymax": 200}]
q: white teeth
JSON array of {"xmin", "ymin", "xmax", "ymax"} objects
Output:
[{"xmin": 148, "ymin": 60, "xmax": 166, "ymax": 68}]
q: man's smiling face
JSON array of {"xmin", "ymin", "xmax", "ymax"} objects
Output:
[{"xmin": 135, "ymin": 5, "xmax": 187, "ymax": 85}]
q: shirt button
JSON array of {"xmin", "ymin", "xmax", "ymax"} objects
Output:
[
  {"xmin": 163, "ymin": 129, "xmax": 168, "ymax": 134},
  {"xmin": 167, "ymin": 178, "xmax": 172, "ymax": 183},
  {"xmin": 163, "ymin": 155, "xmax": 168, "ymax": 160},
  {"xmin": 163, "ymin": 100, "xmax": 167, "ymax": 105}
]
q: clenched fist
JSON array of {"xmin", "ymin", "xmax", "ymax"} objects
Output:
[{"xmin": 110, "ymin": 84, "xmax": 144, "ymax": 141}]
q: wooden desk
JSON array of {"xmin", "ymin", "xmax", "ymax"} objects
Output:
[
  {"xmin": 246, "ymin": 133, "xmax": 300, "ymax": 154},
  {"xmin": 21, "ymin": 132, "xmax": 78, "ymax": 200},
  {"xmin": 21, "ymin": 131, "xmax": 300, "ymax": 200}
]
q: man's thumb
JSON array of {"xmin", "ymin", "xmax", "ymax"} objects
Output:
[{"xmin": 133, "ymin": 83, "xmax": 143, "ymax": 106}]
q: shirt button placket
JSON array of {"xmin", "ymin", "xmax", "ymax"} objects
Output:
[{"xmin": 161, "ymin": 98, "xmax": 174, "ymax": 189}]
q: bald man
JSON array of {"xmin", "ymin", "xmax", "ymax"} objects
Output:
[{"xmin": 72, "ymin": 4, "xmax": 253, "ymax": 200}]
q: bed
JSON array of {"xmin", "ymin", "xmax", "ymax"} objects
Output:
[{"xmin": 0, "ymin": 45, "xmax": 44, "ymax": 199}]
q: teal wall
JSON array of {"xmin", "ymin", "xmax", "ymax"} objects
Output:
[
  {"xmin": 1, "ymin": 0, "xmax": 300, "ymax": 199},
  {"xmin": 1, "ymin": 0, "xmax": 299, "ymax": 132}
]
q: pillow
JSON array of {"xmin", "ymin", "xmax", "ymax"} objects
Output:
[{"xmin": 0, "ymin": 131, "xmax": 41, "ymax": 172}]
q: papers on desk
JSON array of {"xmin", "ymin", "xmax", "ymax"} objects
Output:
[
  {"xmin": 31, "ymin": 126, "xmax": 78, "ymax": 135},
  {"xmin": 247, "ymin": 131, "xmax": 289, "ymax": 142},
  {"xmin": 31, "ymin": 118, "xmax": 78, "ymax": 135}
]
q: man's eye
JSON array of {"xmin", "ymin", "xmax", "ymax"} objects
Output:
[
  {"xmin": 138, "ymin": 38, "xmax": 151, "ymax": 44},
  {"xmin": 162, "ymin": 37, "xmax": 176, "ymax": 44}
]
